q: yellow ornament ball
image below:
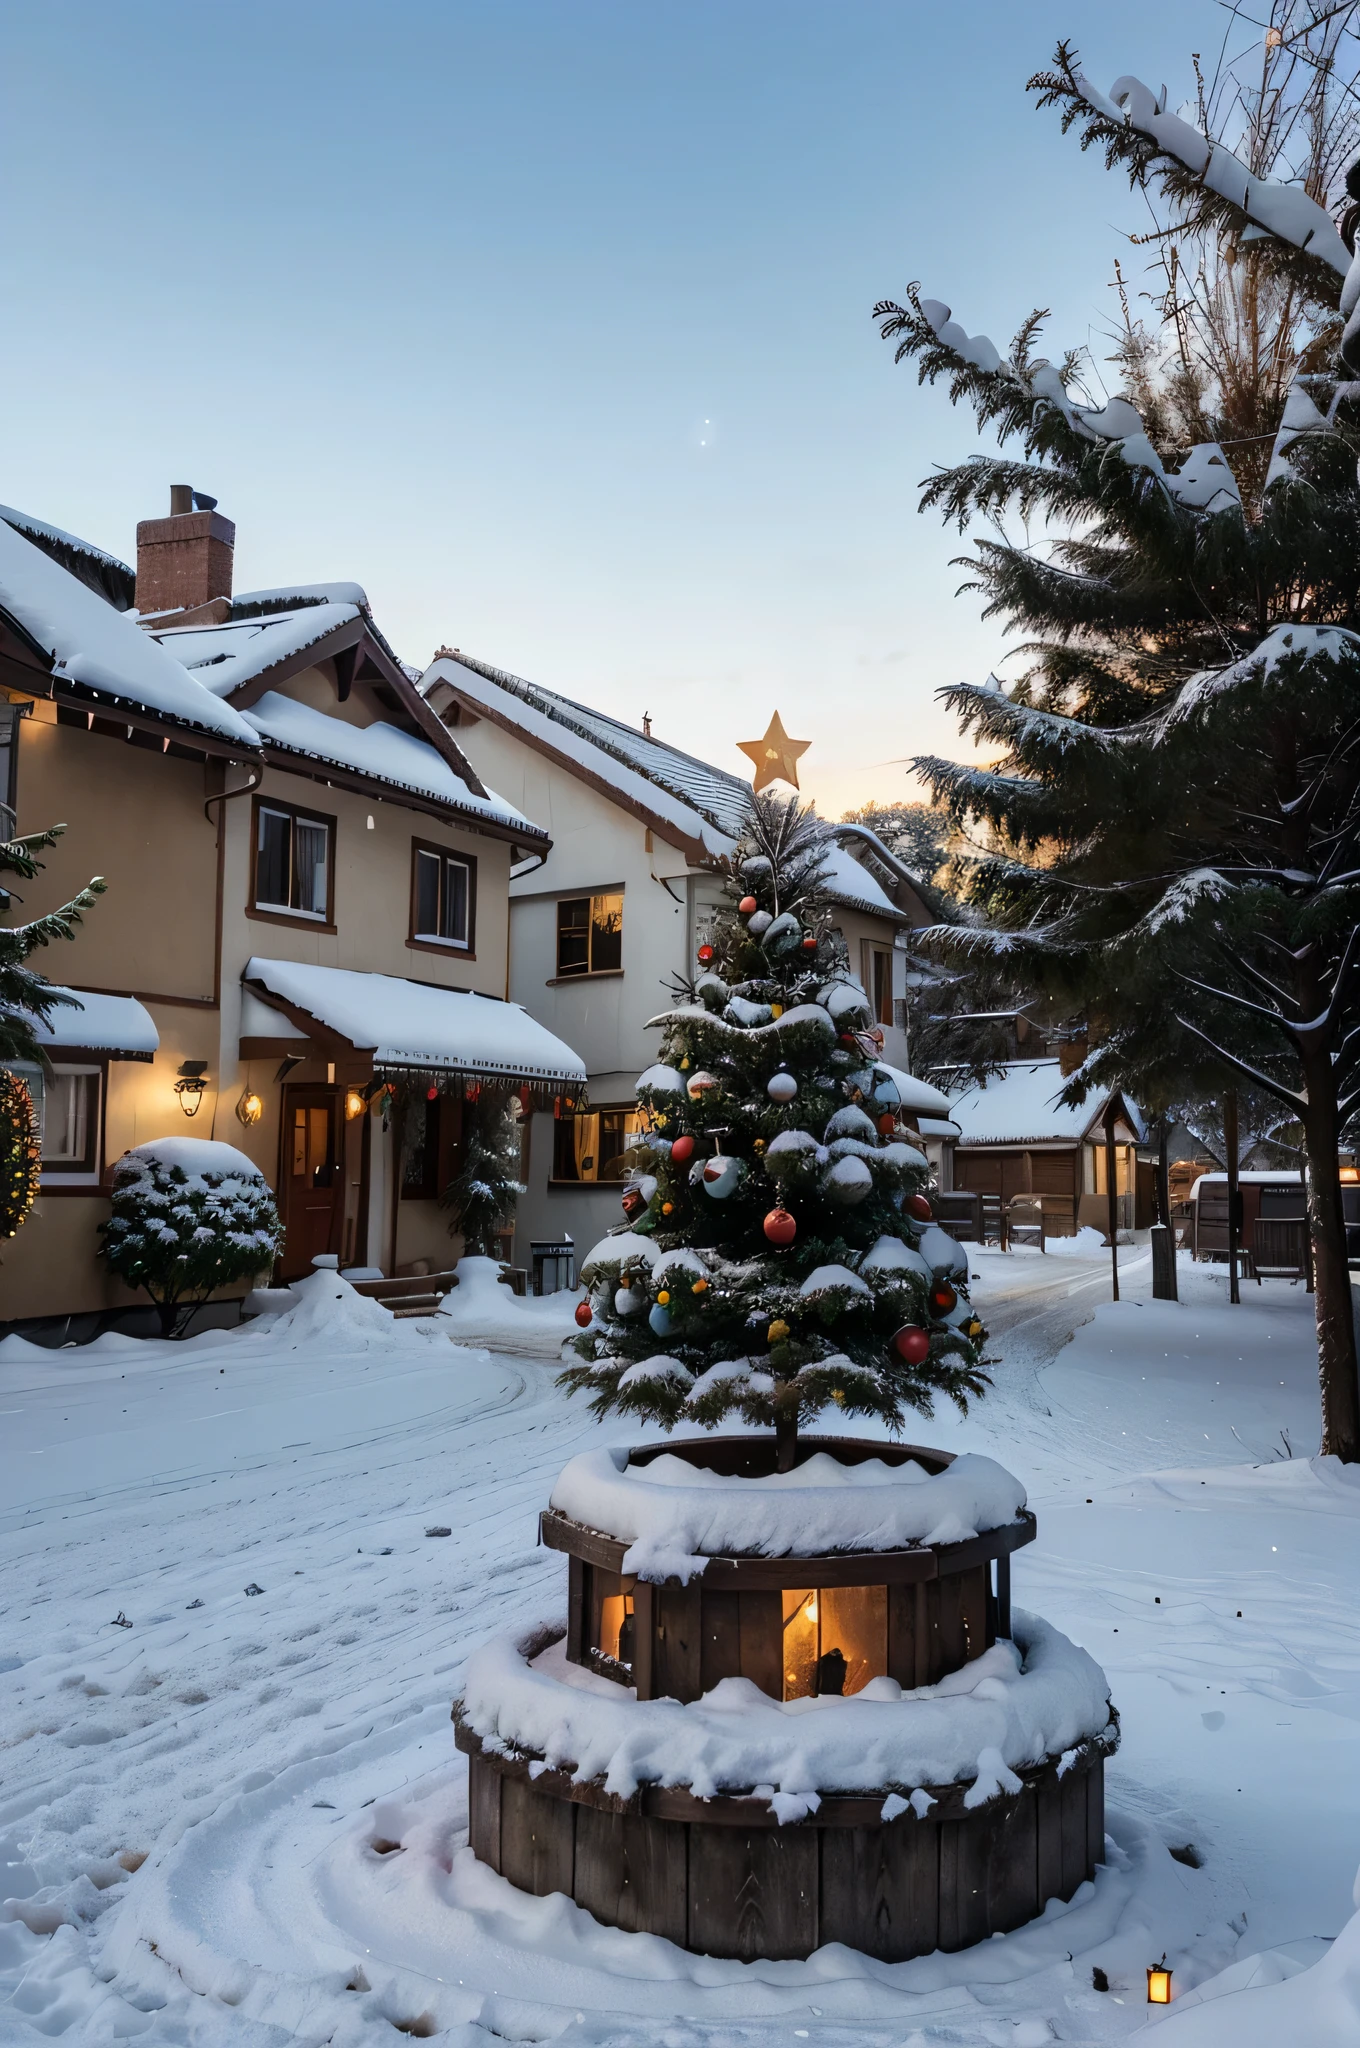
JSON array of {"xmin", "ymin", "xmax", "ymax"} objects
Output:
[
  {"xmin": 832, "ymin": 1388, "xmax": 846, "ymax": 1405},
  {"xmin": 680, "ymin": 1057, "xmax": 691, "ymax": 1070},
  {"xmin": 753, "ymin": 1138, "xmax": 766, "ymax": 1154},
  {"xmin": 661, "ymin": 1201, "xmax": 674, "ymax": 1215},
  {"xmin": 768, "ymin": 1319, "xmax": 790, "ymax": 1344},
  {"xmin": 770, "ymin": 1003, "xmax": 784, "ymax": 1019},
  {"xmin": 657, "ymin": 1289, "xmax": 671, "ymax": 1305}
]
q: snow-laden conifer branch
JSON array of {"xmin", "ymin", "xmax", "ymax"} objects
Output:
[{"xmin": 1030, "ymin": 41, "xmax": 1350, "ymax": 289}]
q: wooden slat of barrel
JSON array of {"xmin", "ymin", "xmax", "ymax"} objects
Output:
[
  {"xmin": 654, "ymin": 1584, "xmax": 702, "ymax": 1700},
  {"xmin": 687, "ymin": 1826, "xmax": 818, "ymax": 1961},
  {"xmin": 960, "ymin": 1565, "xmax": 989, "ymax": 1662},
  {"xmin": 986, "ymin": 1785, "xmax": 1039, "ymax": 1934},
  {"xmin": 1059, "ymin": 1767, "xmax": 1090, "ymax": 1897},
  {"xmin": 938, "ymin": 1813, "xmax": 991, "ymax": 1951},
  {"xmin": 700, "ymin": 1589, "xmax": 741, "ymax": 1693},
  {"xmin": 499, "ymin": 1772, "xmax": 575, "ymax": 1899},
  {"xmin": 468, "ymin": 1753, "xmax": 502, "ymax": 1873},
  {"xmin": 1086, "ymin": 1758, "xmax": 1105, "ymax": 1873},
  {"xmin": 1035, "ymin": 1771, "xmax": 1063, "ymax": 1905},
  {"xmin": 574, "ymin": 1804, "xmax": 688, "ymax": 1943},
  {"xmin": 887, "ymin": 1580, "xmax": 916, "ymax": 1688},
  {"xmin": 819, "ymin": 1819, "xmax": 939, "ymax": 1960},
  {"xmin": 738, "ymin": 1589, "xmax": 783, "ymax": 1699}
]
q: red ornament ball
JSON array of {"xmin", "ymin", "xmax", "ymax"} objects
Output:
[
  {"xmin": 621, "ymin": 1187, "xmax": 647, "ymax": 1221},
  {"xmin": 801, "ymin": 936, "xmax": 818, "ymax": 952},
  {"xmin": 892, "ymin": 1324, "xmax": 930, "ymax": 1366},
  {"xmin": 698, "ymin": 943, "xmax": 715, "ymax": 963},
  {"xmin": 427, "ymin": 1085, "xmax": 439, "ymax": 1102},
  {"xmin": 738, "ymin": 895, "xmax": 758, "ymax": 915},
  {"xmin": 670, "ymin": 1134, "xmax": 696, "ymax": 1165},
  {"xmin": 574, "ymin": 1299, "xmax": 594, "ymax": 1329},
  {"xmin": 877, "ymin": 1112, "xmax": 897, "ymax": 1136},
  {"xmin": 906, "ymin": 1194, "xmax": 933, "ymax": 1222},
  {"xmin": 763, "ymin": 1207, "xmax": 797, "ymax": 1246},
  {"xmin": 929, "ymin": 1281, "xmax": 958, "ymax": 1316}
]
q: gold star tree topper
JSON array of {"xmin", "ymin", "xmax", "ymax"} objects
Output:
[{"xmin": 737, "ymin": 711, "xmax": 811, "ymax": 792}]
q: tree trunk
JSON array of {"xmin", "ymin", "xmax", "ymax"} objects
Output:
[
  {"xmin": 1300, "ymin": 1050, "xmax": 1360, "ymax": 1461},
  {"xmin": 155, "ymin": 1297, "xmax": 178, "ymax": 1340},
  {"xmin": 774, "ymin": 1387, "xmax": 800, "ymax": 1473}
]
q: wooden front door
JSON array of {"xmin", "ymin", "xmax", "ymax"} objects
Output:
[{"xmin": 280, "ymin": 1086, "xmax": 343, "ymax": 1278}]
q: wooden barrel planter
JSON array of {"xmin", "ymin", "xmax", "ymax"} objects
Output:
[{"xmin": 455, "ymin": 1434, "xmax": 1118, "ymax": 1963}]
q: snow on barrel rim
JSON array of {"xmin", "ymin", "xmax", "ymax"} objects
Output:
[
  {"xmin": 460, "ymin": 1607, "xmax": 1112, "ymax": 1802},
  {"xmin": 549, "ymin": 1441, "xmax": 1028, "ymax": 1582}
]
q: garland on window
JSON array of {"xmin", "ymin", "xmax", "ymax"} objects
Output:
[{"xmin": 0, "ymin": 1072, "xmax": 41, "ymax": 1239}]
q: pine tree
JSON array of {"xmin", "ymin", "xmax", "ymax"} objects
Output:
[
  {"xmin": 561, "ymin": 795, "xmax": 988, "ymax": 1471},
  {"xmin": 441, "ymin": 1089, "xmax": 523, "ymax": 1257},
  {"xmin": 0, "ymin": 821, "xmax": 106, "ymax": 1062},
  {"xmin": 877, "ymin": 269, "xmax": 1360, "ymax": 1454}
]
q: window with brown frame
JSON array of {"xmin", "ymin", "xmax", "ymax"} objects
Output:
[
  {"xmin": 250, "ymin": 798, "xmax": 335, "ymax": 923},
  {"xmin": 40, "ymin": 1064, "xmax": 102, "ymax": 1182},
  {"xmin": 556, "ymin": 892, "xmax": 623, "ymax": 977},
  {"xmin": 410, "ymin": 841, "xmax": 476, "ymax": 952},
  {"xmin": 552, "ymin": 1103, "xmax": 644, "ymax": 1182},
  {"xmin": 863, "ymin": 942, "xmax": 893, "ymax": 1027}
]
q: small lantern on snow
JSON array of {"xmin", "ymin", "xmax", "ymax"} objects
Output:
[{"xmin": 1146, "ymin": 1957, "xmax": 1172, "ymax": 2005}]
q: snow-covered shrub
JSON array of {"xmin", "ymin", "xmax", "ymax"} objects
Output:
[{"xmin": 99, "ymin": 1136, "xmax": 283, "ymax": 1337}]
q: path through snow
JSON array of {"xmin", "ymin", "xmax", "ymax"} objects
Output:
[{"xmin": 0, "ymin": 1257, "xmax": 1356, "ymax": 2043}]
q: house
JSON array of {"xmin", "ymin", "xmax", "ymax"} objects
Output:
[
  {"xmin": 0, "ymin": 495, "xmax": 583, "ymax": 1335},
  {"xmin": 419, "ymin": 650, "xmax": 951, "ymax": 1285},
  {"xmin": 945, "ymin": 1059, "xmax": 1147, "ymax": 1237}
]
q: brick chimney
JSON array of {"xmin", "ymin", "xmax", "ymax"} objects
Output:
[{"xmin": 135, "ymin": 485, "xmax": 235, "ymax": 621}]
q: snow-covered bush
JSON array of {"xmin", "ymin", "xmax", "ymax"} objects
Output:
[{"xmin": 99, "ymin": 1136, "xmax": 283, "ymax": 1337}]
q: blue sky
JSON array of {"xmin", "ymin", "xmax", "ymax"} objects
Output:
[{"xmin": 3, "ymin": 0, "xmax": 1230, "ymax": 817}]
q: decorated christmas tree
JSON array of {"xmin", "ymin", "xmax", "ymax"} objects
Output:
[{"xmin": 562, "ymin": 794, "xmax": 988, "ymax": 1469}]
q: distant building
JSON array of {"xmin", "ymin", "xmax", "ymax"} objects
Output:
[{"xmin": 946, "ymin": 1059, "xmax": 1147, "ymax": 1237}]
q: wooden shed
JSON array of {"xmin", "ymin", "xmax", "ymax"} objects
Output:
[{"xmin": 946, "ymin": 1060, "xmax": 1148, "ymax": 1239}]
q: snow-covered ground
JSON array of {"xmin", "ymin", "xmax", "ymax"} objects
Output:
[{"xmin": 1, "ymin": 1254, "xmax": 1358, "ymax": 2043}]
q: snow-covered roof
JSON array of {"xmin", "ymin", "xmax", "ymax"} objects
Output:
[
  {"xmin": 243, "ymin": 958, "xmax": 587, "ymax": 1087},
  {"xmin": 240, "ymin": 692, "xmax": 536, "ymax": 836},
  {"xmin": 147, "ymin": 604, "xmax": 360, "ymax": 700},
  {"xmin": 916, "ymin": 1115, "xmax": 961, "ymax": 1140},
  {"xmin": 0, "ymin": 519, "xmax": 259, "ymax": 749},
  {"xmin": 950, "ymin": 1060, "xmax": 1141, "ymax": 1146},
  {"xmin": 0, "ymin": 505, "xmax": 135, "ymax": 607},
  {"xmin": 878, "ymin": 1062, "xmax": 954, "ymax": 1121},
  {"xmin": 232, "ymin": 582, "xmax": 369, "ymax": 613},
  {"xmin": 27, "ymin": 987, "xmax": 158, "ymax": 1059},
  {"xmin": 817, "ymin": 837, "xmax": 905, "ymax": 920},
  {"xmin": 425, "ymin": 653, "xmax": 750, "ymax": 860}
]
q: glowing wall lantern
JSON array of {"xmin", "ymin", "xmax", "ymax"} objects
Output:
[{"xmin": 234, "ymin": 1088, "xmax": 264, "ymax": 1128}]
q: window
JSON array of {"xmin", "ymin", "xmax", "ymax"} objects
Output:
[
  {"xmin": 40, "ymin": 1065, "xmax": 101, "ymax": 1179},
  {"xmin": 552, "ymin": 1105, "xmax": 644, "ymax": 1182},
  {"xmin": 863, "ymin": 943, "xmax": 894, "ymax": 1027},
  {"xmin": 410, "ymin": 842, "xmax": 476, "ymax": 951},
  {"xmin": 251, "ymin": 800, "xmax": 333, "ymax": 921},
  {"xmin": 556, "ymin": 893, "xmax": 623, "ymax": 977}
]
